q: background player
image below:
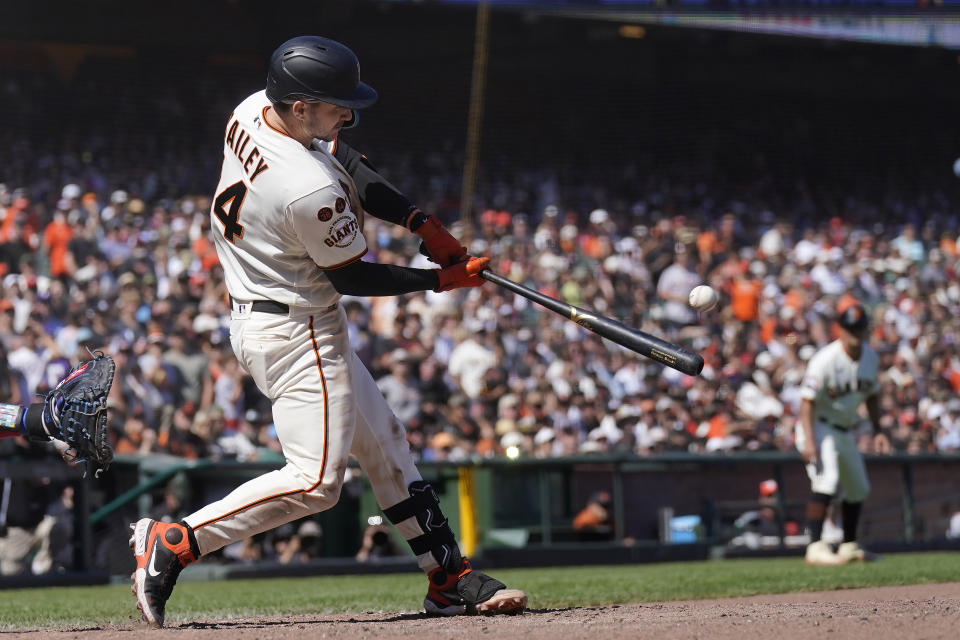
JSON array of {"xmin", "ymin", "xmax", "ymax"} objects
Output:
[
  {"xmin": 129, "ymin": 35, "xmax": 526, "ymax": 627},
  {"xmin": 796, "ymin": 302, "xmax": 891, "ymax": 565}
]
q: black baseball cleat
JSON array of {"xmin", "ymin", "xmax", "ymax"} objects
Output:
[
  {"xmin": 424, "ymin": 558, "xmax": 527, "ymax": 616},
  {"xmin": 129, "ymin": 518, "xmax": 197, "ymax": 627}
]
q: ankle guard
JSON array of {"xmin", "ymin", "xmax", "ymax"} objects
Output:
[
  {"xmin": 180, "ymin": 520, "xmax": 202, "ymax": 559},
  {"xmin": 383, "ymin": 480, "xmax": 462, "ymax": 574}
]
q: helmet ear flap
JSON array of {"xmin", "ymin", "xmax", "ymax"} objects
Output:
[{"xmin": 342, "ymin": 110, "xmax": 359, "ymax": 129}]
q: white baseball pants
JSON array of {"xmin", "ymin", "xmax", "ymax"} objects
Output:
[
  {"xmin": 794, "ymin": 420, "xmax": 870, "ymax": 502},
  {"xmin": 184, "ymin": 305, "xmax": 425, "ymax": 556}
]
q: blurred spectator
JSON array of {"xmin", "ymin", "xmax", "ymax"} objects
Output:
[
  {"xmin": 43, "ymin": 210, "xmax": 73, "ymax": 278},
  {"xmin": 222, "ymin": 535, "xmax": 264, "ymax": 565},
  {"xmin": 262, "ymin": 520, "xmax": 323, "ymax": 565},
  {"xmin": 729, "ymin": 479, "xmax": 799, "ymax": 549},
  {"xmin": 0, "ymin": 345, "xmax": 24, "ymax": 406},
  {"xmin": 296, "ymin": 520, "xmax": 324, "ymax": 560},
  {"xmin": 356, "ymin": 517, "xmax": 400, "ymax": 563},
  {"xmin": 572, "ymin": 490, "xmax": 614, "ymax": 541},
  {"xmin": 7, "ymin": 328, "xmax": 46, "ymax": 396},
  {"xmin": 0, "ymin": 441, "xmax": 63, "ymax": 575},
  {"xmin": 377, "ymin": 349, "xmax": 421, "ymax": 425},
  {"xmin": 42, "ymin": 485, "xmax": 75, "ymax": 573},
  {"xmin": 656, "ymin": 246, "xmax": 701, "ymax": 330},
  {"xmin": 447, "ymin": 329, "xmax": 496, "ymax": 399},
  {"xmin": 149, "ymin": 475, "xmax": 189, "ymax": 524}
]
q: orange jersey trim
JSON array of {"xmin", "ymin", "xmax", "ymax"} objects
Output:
[
  {"xmin": 308, "ymin": 315, "xmax": 330, "ymax": 474},
  {"xmin": 316, "ymin": 248, "xmax": 368, "ymax": 271},
  {"xmin": 192, "ymin": 317, "xmax": 329, "ymax": 531},
  {"xmin": 262, "ymin": 106, "xmax": 291, "ymax": 138}
]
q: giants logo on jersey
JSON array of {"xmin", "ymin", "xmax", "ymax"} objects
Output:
[
  {"xmin": 826, "ymin": 378, "xmax": 876, "ymax": 398},
  {"xmin": 325, "ymin": 216, "xmax": 359, "ymax": 248}
]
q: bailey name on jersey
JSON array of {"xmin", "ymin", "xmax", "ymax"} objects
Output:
[{"xmin": 225, "ymin": 117, "xmax": 270, "ymax": 182}]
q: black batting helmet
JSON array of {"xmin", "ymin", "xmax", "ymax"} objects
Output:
[
  {"xmin": 266, "ymin": 36, "xmax": 378, "ymax": 110},
  {"xmin": 837, "ymin": 304, "xmax": 869, "ymax": 332}
]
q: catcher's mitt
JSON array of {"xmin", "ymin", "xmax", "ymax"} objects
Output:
[{"xmin": 45, "ymin": 351, "xmax": 115, "ymax": 476}]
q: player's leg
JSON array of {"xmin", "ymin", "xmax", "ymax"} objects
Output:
[
  {"xmin": 805, "ymin": 493, "xmax": 833, "ymax": 543},
  {"xmin": 347, "ymin": 350, "xmax": 526, "ymax": 615},
  {"xmin": 131, "ymin": 309, "xmax": 356, "ymax": 626},
  {"xmin": 834, "ymin": 431, "xmax": 872, "ymax": 562},
  {"xmin": 796, "ymin": 423, "xmax": 844, "ymax": 565},
  {"xmin": 185, "ymin": 313, "xmax": 356, "ymax": 552}
]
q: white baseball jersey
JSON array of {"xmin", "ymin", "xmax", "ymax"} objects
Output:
[
  {"xmin": 796, "ymin": 339, "xmax": 877, "ymax": 502},
  {"xmin": 185, "ymin": 90, "xmax": 436, "ymax": 573},
  {"xmin": 211, "ymin": 90, "xmax": 366, "ymax": 309},
  {"xmin": 800, "ymin": 340, "xmax": 878, "ymax": 427}
]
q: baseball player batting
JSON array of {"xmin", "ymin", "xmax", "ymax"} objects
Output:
[
  {"xmin": 129, "ymin": 36, "xmax": 526, "ymax": 626},
  {"xmin": 796, "ymin": 302, "xmax": 891, "ymax": 565}
]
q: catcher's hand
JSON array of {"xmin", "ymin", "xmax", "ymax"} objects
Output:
[{"xmin": 45, "ymin": 352, "xmax": 115, "ymax": 476}]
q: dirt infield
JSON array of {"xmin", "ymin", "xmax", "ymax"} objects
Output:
[{"xmin": 7, "ymin": 582, "xmax": 959, "ymax": 640}]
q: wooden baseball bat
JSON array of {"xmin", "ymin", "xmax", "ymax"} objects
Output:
[{"xmin": 479, "ymin": 270, "xmax": 704, "ymax": 377}]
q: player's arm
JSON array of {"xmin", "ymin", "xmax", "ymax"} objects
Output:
[
  {"xmin": 1, "ymin": 404, "xmax": 79, "ymax": 466},
  {"xmin": 0, "ymin": 402, "xmax": 47, "ymax": 442},
  {"xmin": 333, "ymin": 140, "xmax": 417, "ymax": 228},
  {"xmin": 333, "ymin": 140, "xmax": 466, "ymax": 266},
  {"xmin": 798, "ymin": 356, "xmax": 825, "ymax": 465},
  {"xmin": 325, "ymin": 258, "xmax": 488, "ymax": 296},
  {"xmin": 798, "ymin": 398, "xmax": 817, "ymax": 465},
  {"xmin": 290, "ymin": 185, "xmax": 485, "ymax": 296}
]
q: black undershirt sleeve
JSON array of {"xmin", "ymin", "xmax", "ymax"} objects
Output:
[
  {"xmin": 326, "ymin": 259, "xmax": 439, "ymax": 297},
  {"xmin": 334, "ymin": 140, "xmax": 416, "ymax": 227}
]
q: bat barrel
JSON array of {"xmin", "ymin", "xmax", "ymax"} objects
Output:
[{"xmin": 480, "ymin": 270, "xmax": 704, "ymax": 377}]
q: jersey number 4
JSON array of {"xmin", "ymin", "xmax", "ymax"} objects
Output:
[{"xmin": 213, "ymin": 180, "xmax": 247, "ymax": 243}]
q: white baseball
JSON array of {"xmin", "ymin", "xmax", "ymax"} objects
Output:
[{"xmin": 688, "ymin": 285, "xmax": 719, "ymax": 312}]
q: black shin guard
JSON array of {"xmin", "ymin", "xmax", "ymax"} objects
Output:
[
  {"xmin": 383, "ymin": 481, "xmax": 462, "ymax": 574},
  {"xmin": 841, "ymin": 501, "xmax": 862, "ymax": 543}
]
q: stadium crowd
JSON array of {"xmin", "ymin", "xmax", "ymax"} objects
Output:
[
  {"xmin": 3, "ymin": 172, "xmax": 960, "ymax": 467},
  {"xmin": 2, "ymin": 61, "xmax": 960, "ymax": 473},
  {"xmin": 3, "ymin": 36, "xmax": 960, "ymax": 575}
]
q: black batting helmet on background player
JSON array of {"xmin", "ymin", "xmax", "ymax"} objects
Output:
[
  {"xmin": 266, "ymin": 35, "xmax": 377, "ymax": 128},
  {"xmin": 837, "ymin": 303, "xmax": 869, "ymax": 333}
]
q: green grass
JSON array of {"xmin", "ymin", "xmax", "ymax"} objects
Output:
[{"xmin": 2, "ymin": 552, "xmax": 959, "ymax": 628}]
